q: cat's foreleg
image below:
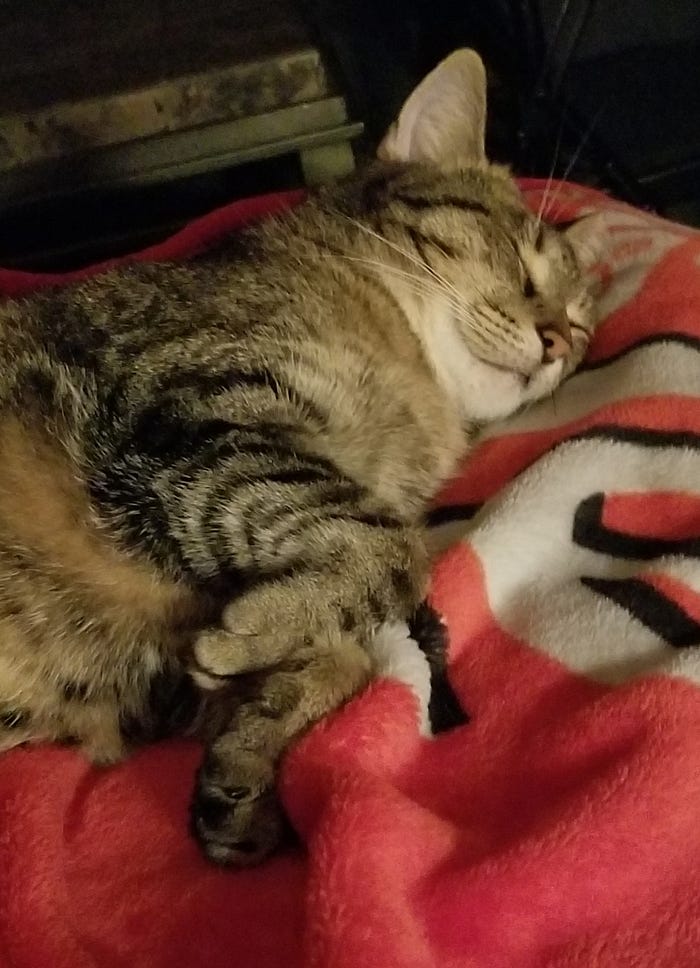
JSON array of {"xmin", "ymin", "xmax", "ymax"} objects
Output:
[
  {"xmin": 191, "ymin": 633, "xmax": 371, "ymax": 865},
  {"xmin": 189, "ymin": 500, "xmax": 428, "ymax": 686},
  {"xmin": 185, "ymin": 480, "xmax": 427, "ymax": 864}
]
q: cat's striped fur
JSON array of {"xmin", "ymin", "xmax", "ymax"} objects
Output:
[{"xmin": 0, "ymin": 51, "xmax": 601, "ymax": 863}]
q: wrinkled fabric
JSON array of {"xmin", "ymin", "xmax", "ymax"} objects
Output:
[{"xmin": 0, "ymin": 182, "xmax": 698, "ymax": 968}]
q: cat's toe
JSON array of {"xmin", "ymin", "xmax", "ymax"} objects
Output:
[
  {"xmin": 190, "ymin": 627, "xmax": 252, "ymax": 687},
  {"xmin": 191, "ymin": 746, "xmax": 284, "ymax": 866},
  {"xmin": 191, "ymin": 610, "xmax": 298, "ymax": 684}
]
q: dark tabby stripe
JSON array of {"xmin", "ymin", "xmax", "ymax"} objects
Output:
[
  {"xmin": 62, "ymin": 680, "xmax": 90, "ymax": 702},
  {"xmin": 394, "ymin": 193, "xmax": 490, "ymax": 217},
  {"xmin": 404, "ymin": 225, "xmax": 458, "ymax": 261},
  {"xmin": 137, "ymin": 364, "xmax": 283, "ymax": 404},
  {"xmin": 0, "ymin": 708, "xmax": 29, "ymax": 729}
]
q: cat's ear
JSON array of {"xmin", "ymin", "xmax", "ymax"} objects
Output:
[
  {"xmin": 378, "ymin": 49, "xmax": 487, "ymax": 170},
  {"xmin": 559, "ymin": 212, "xmax": 608, "ymax": 269}
]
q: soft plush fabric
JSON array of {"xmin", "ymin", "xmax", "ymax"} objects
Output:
[{"xmin": 0, "ymin": 181, "xmax": 699, "ymax": 968}]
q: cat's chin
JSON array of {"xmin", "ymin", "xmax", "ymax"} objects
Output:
[
  {"xmin": 457, "ymin": 347, "xmax": 568, "ymax": 424},
  {"xmin": 479, "ymin": 358, "xmax": 530, "ymax": 383},
  {"xmin": 457, "ymin": 349, "xmax": 534, "ymax": 423}
]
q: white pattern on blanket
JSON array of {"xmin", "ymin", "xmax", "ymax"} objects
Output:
[{"xmin": 430, "ymin": 195, "xmax": 700, "ymax": 687}]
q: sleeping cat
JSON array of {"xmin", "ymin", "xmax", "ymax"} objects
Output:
[{"xmin": 0, "ymin": 50, "xmax": 601, "ymax": 864}]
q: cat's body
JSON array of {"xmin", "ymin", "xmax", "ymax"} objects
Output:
[{"xmin": 0, "ymin": 51, "xmax": 601, "ymax": 863}]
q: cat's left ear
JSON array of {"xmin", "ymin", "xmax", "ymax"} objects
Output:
[
  {"xmin": 378, "ymin": 49, "xmax": 487, "ymax": 170},
  {"xmin": 559, "ymin": 212, "xmax": 607, "ymax": 269}
]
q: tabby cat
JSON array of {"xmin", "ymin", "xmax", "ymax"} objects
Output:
[{"xmin": 0, "ymin": 50, "xmax": 601, "ymax": 864}]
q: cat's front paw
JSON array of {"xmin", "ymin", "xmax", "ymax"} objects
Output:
[
  {"xmin": 190, "ymin": 594, "xmax": 295, "ymax": 686},
  {"xmin": 189, "ymin": 580, "xmax": 326, "ymax": 687},
  {"xmin": 190, "ymin": 627, "xmax": 256, "ymax": 688},
  {"xmin": 191, "ymin": 739, "xmax": 285, "ymax": 866}
]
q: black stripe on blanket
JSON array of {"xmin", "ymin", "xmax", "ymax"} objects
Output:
[
  {"xmin": 570, "ymin": 424, "xmax": 700, "ymax": 452},
  {"xmin": 408, "ymin": 602, "xmax": 469, "ymax": 732},
  {"xmin": 426, "ymin": 504, "xmax": 481, "ymax": 527},
  {"xmin": 573, "ymin": 493, "xmax": 700, "ymax": 560},
  {"xmin": 581, "ymin": 576, "xmax": 700, "ymax": 647},
  {"xmin": 433, "ymin": 423, "xmax": 700, "ymax": 536}
]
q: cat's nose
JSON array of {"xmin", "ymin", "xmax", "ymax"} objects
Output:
[{"xmin": 537, "ymin": 320, "xmax": 572, "ymax": 363}]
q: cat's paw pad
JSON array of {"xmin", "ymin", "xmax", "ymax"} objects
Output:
[{"xmin": 191, "ymin": 745, "xmax": 284, "ymax": 866}]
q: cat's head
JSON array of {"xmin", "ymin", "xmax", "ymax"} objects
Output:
[{"xmin": 357, "ymin": 50, "xmax": 604, "ymax": 421}]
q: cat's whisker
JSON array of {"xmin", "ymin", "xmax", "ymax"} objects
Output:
[
  {"xmin": 333, "ymin": 211, "xmax": 469, "ymax": 317},
  {"xmin": 333, "ymin": 252, "xmax": 455, "ymax": 304},
  {"xmin": 346, "ymin": 260, "xmax": 464, "ymax": 312},
  {"xmin": 332, "ymin": 253, "xmax": 481, "ymax": 333},
  {"xmin": 542, "ymin": 102, "xmax": 607, "ymax": 221},
  {"xmin": 337, "ymin": 216, "xmax": 529, "ymax": 358},
  {"xmin": 334, "ymin": 253, "xmax": 505, "ymax": 360},
  {"xmin": 535, "ymin": 115, "xmax": 566, "ymax": 229},
  {"xmin": 475, "ymin": 289, "xmax": 534, "ymax": 353}
]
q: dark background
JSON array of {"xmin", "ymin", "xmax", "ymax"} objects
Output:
[
  {"xmin": 2, "ymin": 0, "xmax": 698, "ymax": 269},
  {"xmin": 305, "ymin": 0, "xmax": 700, "ymax": 222}
]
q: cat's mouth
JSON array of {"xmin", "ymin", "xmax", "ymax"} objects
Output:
[
  {"xmin": 475, "ymin": 356, "xmax": 532, "ymax": 386},
  {"xmin": 475, "ymin": 350, "xmax": 564, "ymax": 386}
]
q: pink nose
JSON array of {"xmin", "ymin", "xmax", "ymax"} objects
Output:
[{"xmin": 538, "ymin": 321, "xmax": 572, "ymax": 363}]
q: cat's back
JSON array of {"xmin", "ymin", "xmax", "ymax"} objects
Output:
[{"xmin": 2, "ymin": 198, "xmax": 462, "ymax": 514}]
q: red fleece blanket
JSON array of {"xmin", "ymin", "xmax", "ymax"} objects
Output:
[{"xmin": 1, "ymin": 182, "xmax": 699, "ymax": 968}]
